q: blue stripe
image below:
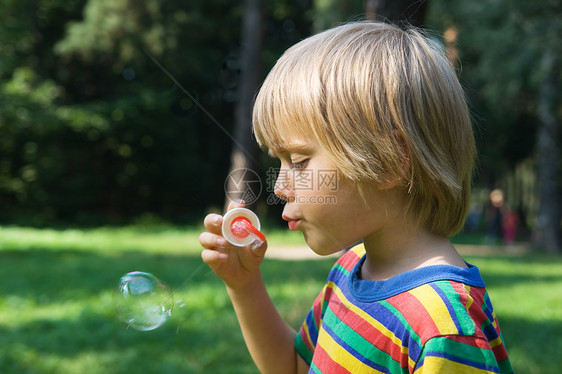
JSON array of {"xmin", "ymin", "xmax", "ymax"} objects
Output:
[
  {"xmin": 305, "ymin": 307, "xmax": 319, "ymax": 347},
  {"xmin": 481, "ymin": 292, "xmax": 495, "ymax": 321},
  {"xmin": 338, "ymin": 285, "xmax": 420, "ymax": 356},
  {"xmin": 422, "ymin": 351, "xmax": 500, "ymax": 373},
  {"xmin": 322, "ymin": 312, "xmax": 395, "ymax": 374},
  {"xmin": 430, "ymin": 282, "xmax": 464, "ymax": 334},
  {"xmin": 310, "ymin": 362, "xmax": 322, "ymax": 374},
  {"xmin": 483, "ymin": 322, "xmax": 498, "ymax": 341},
  {"xmin": 378, "ymin": 299, "xmax": 424, "ymax": 360}
]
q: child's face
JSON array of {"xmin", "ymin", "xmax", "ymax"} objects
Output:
[{"xmin": 270, "ymin": 137, "xmax": 390, "ymax": 255}]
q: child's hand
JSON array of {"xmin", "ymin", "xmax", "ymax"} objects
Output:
[{"xmin": 199, "ymin": 202, "xmax": 268, "ymax": 290}]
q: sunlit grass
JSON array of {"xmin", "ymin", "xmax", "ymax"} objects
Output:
[
  {"xmin": 464, "ymin": 254, "xmax": 562, "ymax": 374},
  {"xmin": 0, "ymin": 225, "xmax": 561, "ymax": 373},
  {"xmin": 0, "ymin": 225, "xmax": 201, "ymax": 254}
]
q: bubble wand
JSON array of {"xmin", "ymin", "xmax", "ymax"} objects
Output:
[{"xmin": 221, "ymin": 208, "xmax": 265, "ymax": 246}]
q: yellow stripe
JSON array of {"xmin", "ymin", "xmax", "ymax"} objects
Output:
[
  {"xmin": 301, "ymin": 320, "xmax": 315, "ymax": 352},
  {"xmin": 489, "ymin": 336, "xmax": 502, "ymax": 349},
  {"xmin": 328, "ymin": 282, "xmax": 415, "ymax": 369},
  {"xmin": 414, "ymin": 355, "xmax": 497, "ymax": 374},
  {"xmin": 409, "ymin": 285, "xmax": 459, "ymax": 335},
  {"xmin": 350, "ymin": 243, "xmax": 366, "ymax": 256},
  {"xmin": 317, "ymin": 330, "xmax": 387, "ymax": 374},
  {"xmin": 464, "ymin": 285, "xmax": 474, "ymax": 310}
]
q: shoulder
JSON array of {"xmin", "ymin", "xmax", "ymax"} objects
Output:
[
  {"xmin": 386, "ymin": 280, "xmax": 489, "ymax": 344},
  {"xmin": 415, "ymin": 335, "xmax": 509, "ymax": 373}
]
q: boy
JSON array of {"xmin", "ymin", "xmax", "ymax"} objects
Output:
[{"xmin": 200, "ymin": 22, "xmax": 512, "ymax": 373}]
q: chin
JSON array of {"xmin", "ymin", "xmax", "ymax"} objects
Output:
[{"xmin": 306, "ymin": 237, "xmax": 347, "ymax": 256}]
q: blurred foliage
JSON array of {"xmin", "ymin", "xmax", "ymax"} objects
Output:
[
  {"xmin": 0, "ymin": 0, "xmax": 560, "ymax": 228},
  {"xmin": 0, "ymin": 0, "xmax": 312, "ymax": 226},
  {"xmin": 428, "ymin": 0, "xmax": 562, "ymax": 185}
]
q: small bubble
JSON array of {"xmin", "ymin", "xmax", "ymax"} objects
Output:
[{"xmin": 114, "ymin": 271, "xmax": 173, "ymax": 331}]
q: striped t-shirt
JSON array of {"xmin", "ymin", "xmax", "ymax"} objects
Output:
[{"xmin": 295, "ymin": 245, "xmax": 513, "ymax": 373}]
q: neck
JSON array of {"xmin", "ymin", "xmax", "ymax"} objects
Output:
[{"xmin": 360, "ymin": 223, "xmax": 466, "ymax": 281}]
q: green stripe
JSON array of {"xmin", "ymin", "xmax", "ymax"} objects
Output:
[
  {"xmin": 310, "ymin": 362, "xmax": 322, "ymax": 374},
  {"xmin": 323, "ymin": 307, "xmax": 405, "ymax": 373},
  {"xmin": 419, "ymin": 336, "xmax": 498, "ymax": 367},
  {"xmin": 295, "ymin": 332, "xmax": 314, "ymax": 365},
  {"xmin": 307, "ymin": 285, "xmax": 330, "ymax": 340},
  {"xmin": 480, "ymin": 317, "xmax": 493, "ymax": 334},
  {"xmin": 498, "ymin": 357, "xmax": 515, "ymax": 374},
  {"xmin": 434, "ymin": 281, "xmax": 476, "ymax": 335},
  {"xmin": 333, "ymin": 263, "xmax": 349, "ymax": 276},
  {"xmin": 380, "ymin": 300, "xmax": 423, "ymax": 350}
]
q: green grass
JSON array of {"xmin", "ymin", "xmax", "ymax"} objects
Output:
[
  {"xmin": 463, "ymin": 254, "xmax": 562, "ymax": 374},
  {"xmin": 0, "ymin": 226, "xmax": 561, "ymax": 373}
]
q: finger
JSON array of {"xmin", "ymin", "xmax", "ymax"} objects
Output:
[
  {"xmin": 201, "ymin": 248, "xmax": 228, "ymax": 268},
  {"xmin": 227, "ymin": 199, "xmax": 245, "ymax": 211},
  {"xmin": 203, "ymin": 213, "xmax": 223, "ymax": 234},
  {"xmin": 248, "ymin": 238, "xmax": 268, "ymax": 258},
  {"xmin": 199, "ymin": 232, "xmax": 227, "ymax": 249}
]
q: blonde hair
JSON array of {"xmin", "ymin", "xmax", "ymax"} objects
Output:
[{"xmin": 253, "ymin": 22, "xmax": 475, "ymax": 237}]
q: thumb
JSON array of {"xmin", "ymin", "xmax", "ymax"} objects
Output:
[{"xmin": 249, "ymin": 235, "xmax": 268, "ymax": 257}]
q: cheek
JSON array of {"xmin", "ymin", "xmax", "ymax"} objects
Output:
[{"xmin": 306, "ymin": 198, "xmax": 363, "ymax": 249}]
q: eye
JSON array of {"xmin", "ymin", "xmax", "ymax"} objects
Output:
[{"xmin": 290, "ymin": 159, "xmax": 308, "ymax": 169}]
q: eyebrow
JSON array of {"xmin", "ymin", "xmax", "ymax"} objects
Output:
[{"xmin": 268, "ymin": 142, "xmax": 318, "ymax": 158}]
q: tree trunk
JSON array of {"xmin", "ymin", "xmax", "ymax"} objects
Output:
[
  {"xmin": 224, "ymin": 0, "xmax": 263, "ymax": 211},
  {"xmin": 535, "ymin": 48, "xmax": 561, "ymax": 254},
  {"xmin": 365, "ymin": 0, "xmax": 428, "ymax": 28}
]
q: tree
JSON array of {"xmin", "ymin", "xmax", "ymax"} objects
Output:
[
  {"xmin": 365, "ymin": 0, "xmax": 428, "ymax": 27},
  {"xmin": 430, "ymin": 0, "xmax": 561, "ymax": 252},
  {"xmin": 312, "ymin": 0, "xmax": 363, "ymax": 32},
  {"xmin": 224, "ymin": 0, "xmax": 263, "ymax": 211},
  {"xmin": 0, "ymin": 0, "xmax": 245, "ymax": 224},
  {"xmin": 536, "ymin": 47, "xmax": 561, "ymax": 253},
  {"xmin": 0, "ymin": 0, "xmax": 315, "ymax": 225}
]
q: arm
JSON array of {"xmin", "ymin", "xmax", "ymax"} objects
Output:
[
  {"xmin": 199, "ymin": 205, "xmax": 309, "ymax": 374},
  {"xmin": 227, "ymin": 271, "xmax": 309, "ymax": 374}
]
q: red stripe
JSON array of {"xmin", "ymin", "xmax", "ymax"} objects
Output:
[
  {"xmin": 313, "ymin": 344, "xmax": 351, "ymax": 373},
  {"xmin": 327, "ymin": 288, "xmax": 408, "ymax": 364},
  {"xmin": 448, "ymin": 334, "xmax": 491, "ymax": 350},
  {"xmin": 335, "ymin": 249, "xmax": 362, "ymax": 272},
  {"xmin": 492, "ymin": 343, "xmax": 509, "ymax": 362},
  {"xmin": 311, "ymin": 289, "xmax": 324, "ymax": 325},
  {"xmin": 300, "ymin": 325, "xmax": 316, "ymax": 353},
  {"xmin": 386, "ymin": 290, "xmax": 441, "ymax": 343},
  {"xmin": 465, "ymin": 287, "xmax": 490, "ymax": 329},
  {"xmin": 310, "ymin": 285, "xmax": 332, "ymax": 328},
  {"xmin": 450, "ymin": 282, "xmax": 470, "ymax": 309}
]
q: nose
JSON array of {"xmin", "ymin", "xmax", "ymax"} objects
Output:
[{"xmin": 273, "ymin": 169, "xmax": 295, "ymax": 203}]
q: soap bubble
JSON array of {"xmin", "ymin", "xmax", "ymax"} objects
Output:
[{"xmin": 114, "ymin": 271, "xmax": 174, "ymax": 331}]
